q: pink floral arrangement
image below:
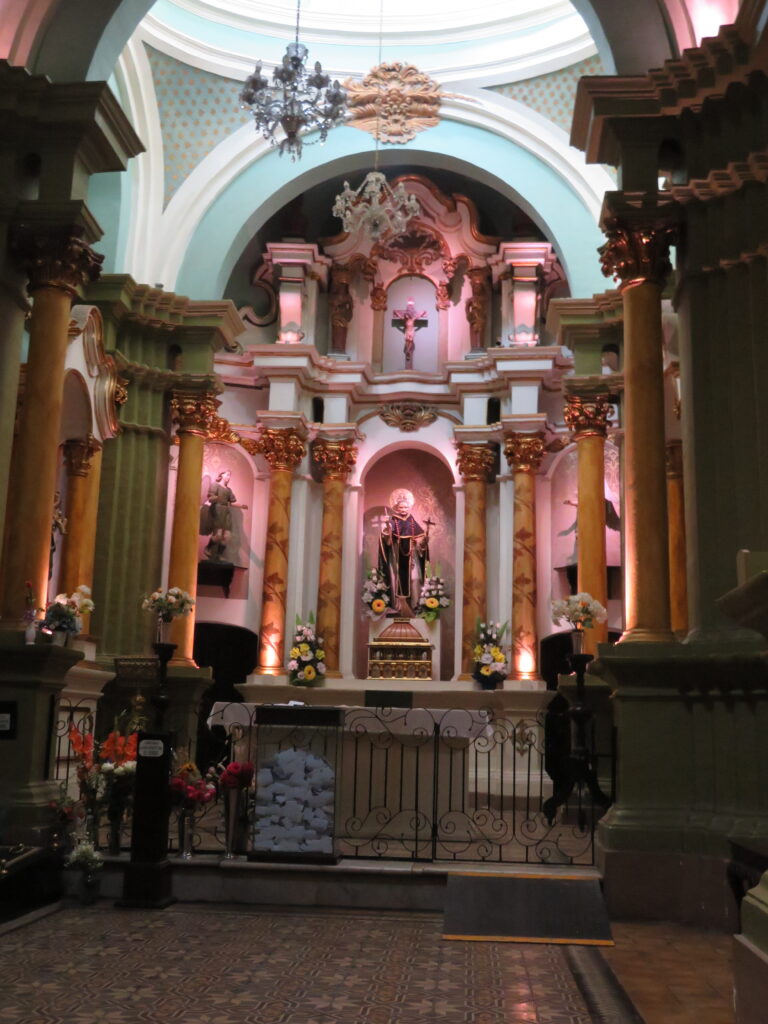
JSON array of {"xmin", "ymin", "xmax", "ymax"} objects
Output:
[
  {"xmin": 170, "ymin": 763, "xmax": 215, "ymax": 808},
  {"xmin": 218, "ymin": 761, "xmax": 254, "ymax": 790}
]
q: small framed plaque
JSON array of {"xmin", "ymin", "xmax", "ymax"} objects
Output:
[{"xmin": 0, "ymin": 701, "xmax": 17, "ymax": 740}]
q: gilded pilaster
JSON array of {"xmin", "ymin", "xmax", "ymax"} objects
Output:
[
  {"xmin": 504, "ymin": 433, "xmax": 545, "ymax": 681},
  {"xmin": 1, "ymin": 229, "xmax": 102, "ymax": 624},
  {"xmin": 312, "ymin": 440, "xmax": 357, "ymax": 673},
  {"xmin": 251, "ymin": 429, "xmax": 306, "ymax": 672},
  {"xmin": 370, "ymin": 283, "xmax": 387, "ymax": 371},
  {"xmin": 456, "ymin": 443, "xmax": 496, "ymax": 673},
  {"xmin": 167, "ymin": 390, "xmax": 219, "ymax": 662},
  {"xmin": 599, "ymin": 198, "xmax": 678, "ymax": 643},
  {"xmin": 665, "ymin": 441, "xmax": 688, "ymax": 638},
  {"xmin": 58, "ymin": 435, "xmax": 103, "ymax": 629},
  {"xmin": 564, "ymin": 393, "xmax": 612, "ymax": 653}
]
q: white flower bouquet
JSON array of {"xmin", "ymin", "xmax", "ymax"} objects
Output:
[
  {"xmin": 361, "ymin": 567, "xmax": 390, "ymax": 618},
  {"xmin": 551, "ymin": 593, "xmax": 608, "ymax": 630},
  {"xmin": 40, "ymin": 585, "xmax": 94, "ymax": 635},
  {"xmin": 142, "ymin": 586, "xmax": 195, "ymax": 621},
  {"xmin": 472, "ymin": 620, "xmax": 510, "ymax": 688},
  {"xmin": 287, "ymin": 614, "xmax": 326, "ymax": 686},
  {"xmin": 415, "ymin": 565, "xmax": 451, "ymax": 623},
  {"xmin": 65, "ymin": 841, "xmax": 104, "ymax": 872}
]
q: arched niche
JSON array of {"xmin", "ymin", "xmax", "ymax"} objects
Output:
[
  {"xmin": 358, "ymin": 445, "xmax": 456, "ymax": 680},
  {"xmin": 384, "ymin": 276, "xmax": 438, "ymax": 374},
  {"xmin": 59, "ymin": 370, "xmax": 93, "ymax": 443}
]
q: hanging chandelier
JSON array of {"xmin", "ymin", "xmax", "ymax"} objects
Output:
[
  {"xmin": 331, "ymin": 0, "xmax": 420, "ymax": 239},
  {"xmin": 239, "ymin": 0, "xmax": 347, "ymax": 160}
]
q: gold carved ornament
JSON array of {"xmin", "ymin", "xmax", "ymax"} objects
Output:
[
  {"xmin": 63, "ymin": 435, "xmax": 102, "ymax": 478},
  {"xmin": 598, "ymin": 220, "xmax": 678, "ymax": 289},
  {"xmin": 379, "ymin": 403, "xmax": 437, "ymax": 433},
  {"xmin": 370, "ymin": 283, "xmax": 388, "ymax": 312},
  {"xmin": 247, "ymin": 429, "xmax": 306, "ymax": 471},
  {"xmin": 170, "ymin": 391, "xmax": 220, "ymax": 438},
  {"xmin": 207, "ymin": 415, "xmax": 241, "ymax": 445},
  {"xmin": 504, "ymin": 433, "xmax": 545, "ymax": 473},
  {"xmin": 456, "ymin": 443, "xmax": 496, "ymax": 482},
  {"xmin": 12, "ymin": 228, "xmax": 104, "ymax": 297},
  {"xmin": 312, "ymin": 440, "xmax": 358, "ymax": 480},
  {"xmin": 345, "ymin": 63, "xmax": 442, "ymax": 144},
  {"xmin": 373, "ymin": 226, "xmax": 448, "ymax": 275},
  {"xmin": 564, "ymin": 394, "xmax": 613, "ymax": 440}
]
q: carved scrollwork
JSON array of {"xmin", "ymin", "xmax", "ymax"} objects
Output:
[
  {"xmin": 379, "ymin": 403, "xmax": 438, "ymax": 432},
  {"xmin": 373, "ymin": 226, "xmax": 448, "ymax": 274},
  {"xmin": 564, "ymin": 394, "xmax": 613, "ymax": 440},
  {"xmin": 345, "ymin": 63, "xmax": 442, "ymax": 144},
  {"xmin": 370, "ymin": 283, "xmax": 388, "ymax": 312},
  {"xmin": 504, "ymin": 433, "xmax": 545, "ymax": 473},
  {"xmin": 598, "ymin": 219, "xmax": 677, "ymax": 288},
  {"xmin": 248, "ymin": 428, "xmax": 306, "ymax": 471},
  {"xmin": 208, "ymin": 415, "xmax": 241, "ymax": 445}
]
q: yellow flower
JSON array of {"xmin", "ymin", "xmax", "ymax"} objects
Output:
[
  {"xmin": 289, "ymin": 647, "xmax": 300, "ymax": 658},
  {"xmin": 480, "ymin": 665, "xmax": 492, "ymax": 676},
  {"xmin": 316, "ymin": 649, "xmax": 325, "ymax": 660},
  {"xmin": 425, "ymin": 597, "xmax": 439, "ymax": 609},
  {"xmin": 303, "ymin": 664, "xmax": 316, "ymax": 680},
  {"xmin": 299, "ymin": 643, "xmax": 310, "ymax": 653},
  {"xmin": 371, "ymin": 598, "xmax": 386, "ymax": 614},
  {"xmin": 491, "ymin": 647, "xmax": 503, "ymax": 661},
  {"xmin": 473, "ymin": 645, "xmax": 483, "ymax": 659}
]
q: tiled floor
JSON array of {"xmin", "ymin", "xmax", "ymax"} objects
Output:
[
  {"xmin": 0, "ymin": 904, "xmax": 736, "ymax": 1024},
  {"xmin": 604, "ymin": 922, "xmax": 735, "ymax": 1024}
]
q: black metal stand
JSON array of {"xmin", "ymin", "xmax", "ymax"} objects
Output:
[
  {"xmin": 543, "ymin": 652, "xmax": 611, "ymax": 827},
  {"xmin": 151, "ymin": 642, "xmax": 176, "ymax": 732}
]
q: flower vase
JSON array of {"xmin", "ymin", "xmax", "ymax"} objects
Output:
[
  {"xmin": 223, "ymin": 788, "xmax": 245, "ymax": 859},
  {"xmin": 52, "ymin": 630, "xmax": 68, "ymax": 647},
  {"xmin": 80, "ymin": 869, "xmax": 101, "ymax": 905},
  {"xmin": 178, "ymin": 808, "xmax": 194, "ymax": 860},
  {"xmin": 24, "ymin": 623, "xmax": 36, "ymax": 645},
  {"xmin": 571, "ymin": 627, "xmax": 585, "ymax": 654}
]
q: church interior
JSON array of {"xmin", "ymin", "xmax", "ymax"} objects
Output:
[{"xmin": 1, "ymin": 0, "xmax": 768, "ymax": 1020}]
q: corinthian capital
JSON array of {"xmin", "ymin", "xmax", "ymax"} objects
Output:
[
  {"xmin": 455, "ymin": 442, "xmax": 495, "ymax": 482},
  {"xmin": 170, "ymin": 391, "xmax": 219, "ymax": 437},
  {"xmin": 564, "ymin": 394, "xmax": 612, "ymax": 440},
  {"xmin": 312, "ymin": 440, "xmax": 357, "ymax": 481},
  {"xmin": 63, "ymin": 435, "xmax": 102, "ymax": 477},
  {"xmin": 250, "ymin": 428, "xmax": 306, "ymax": 471},
  {"xmin": 12, "ymin": 228, "xmax": 104, "ymax": 297},
  {"xmin": 503, "ymin": 433, "xmax": 545, "ymax": 473}
]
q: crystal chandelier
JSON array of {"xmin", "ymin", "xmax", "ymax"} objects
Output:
[
  {"xmin": 331, "ymin": 1, "xmax": 420, "ymax": 239},
  {"xmin": 332, "ymin": 172, "xmax": 420, "ymax": 240},
  {"xmin": 239, "ymin": 0, "xmax": 347, "ymax": 160}
]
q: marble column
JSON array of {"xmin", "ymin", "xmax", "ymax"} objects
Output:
[
  {"xmin": 504, "ymin": 433, "xmax": 545, "ymax": 681},
  {"xmin": 254, "ymin": 429, "xmax": 306, "ymax": 673},
  {"xmin": 59, "ymin": 435, "xmax": 103, "ymax": 629},
  {"xmin": 455, "ymin": 443, "xmax": 496, "ymax": 674},
  {"xmin": 564, "ymin": 393, "xmax": 612, "ymax": 654},
  {"xmin": 312, "ymin": 440, "xmax": 357, "ymax": 674},
  {"xmin": 0, "ymin": 230, "xmax": 102, "ymax": 624},
  {"xmin": 167, "ymin": 391, "xmax": 219, "ymax": 662},
  {"xmin": 599, "ymin": 205, "xmax": 677, "ymax": 642},
  {"xmin": 665, "ymin": 440, "xmax": 689, "ymax": 638}
]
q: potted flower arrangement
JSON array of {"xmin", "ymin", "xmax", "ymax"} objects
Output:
[
  {"xmin": 287, "ymin": 614, "xmax": 326, "ymax": 687},
  {"xmin": 216, "ymin": 760, "xmax": 254, "ymax": 858},
  {"xmin": 415, "ymin": 565, "xmax": 451, "ymax": 623},
  {"xmin": 169, "ymin": 761, "xmax": 215, "ymax": 859},
  {"xmin": 64, "ymin": 840, "xmax": 104, "ymax": 904},
  {"xmin": 40, "ymin": 585, "xmax": 94, "ymax": 644},
  {"xmin": 361, "ymin": 567, "xmax": 390, "ymax": 619},
  {"xmin": 472, "ymin": 621, "xmax": 510, "ymax": 690},
  {"xmin": 142, "ymin": 586, "xmax": 195, "ymax": 642},
  {"xmin": 551, "ymin": 592, "xmax": 607, "ymax": 652},
  {"xmin": 67, "ymin": 721, "xmax": 138, "ymax": 852}
]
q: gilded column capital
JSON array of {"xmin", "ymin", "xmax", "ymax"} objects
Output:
[
  {"xmin": 250, "ymin": 428, "xmax": 306, "ymax": 471},
  {"xmin": 665, "ymin": 440, "xmax": 683, "ymax": 479},
  {"xmin": 370, "ymin": 283, "xmax": 388, "ymax": 311},
  {"xmin": 598, "ymin": 219, "xmax": 677, "ymax": 290},
  {"xmin": 12, "ymin": 228, "xmax": 104, "ymax": 297},
  {"xmin": 456, "ymin": 442, "xmax": 496, "ymax": 482},
  {"xmin": 312, "ymin": 440, "xmax": 358, "ymax": 480},
  {"xmin": 503, "ymin": 433, "xmax": 545, "ymax": 473},
  {"xmin": 170, "ymin": 391, "xmax": 219, "ymax": 438},
  {"xmin": 63, "ymin": 435, "xmax": 102, "ymax": 477},
  {"xmin": 564, "ymin": 394, "xmax": 613, "ymax": 440}
]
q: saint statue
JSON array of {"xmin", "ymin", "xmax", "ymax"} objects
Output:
[
  {"xmin": 200, "ymin": 470, "xmax": 248, "ymax": 562},
  {"xmin": 378, "ymin": 488, "xmax": 430, "ymax": 616}
]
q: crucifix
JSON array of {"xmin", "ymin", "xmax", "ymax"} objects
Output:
[{"xmin": 392, "ymin": 298, "xmax": 428, "ymax": 370}]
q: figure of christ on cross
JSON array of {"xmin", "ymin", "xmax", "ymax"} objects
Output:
[{"xmin": 392, "ymin": 298, "xmax": 428, "ymax": 371}]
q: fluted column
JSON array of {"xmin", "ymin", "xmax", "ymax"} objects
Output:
[
  {"xmin": 167, "ymin": 391, "xmax": 218, "ymax": 662},
  {"xmin": 254, "ymin": 429, "xmax": 306, "ymax": 673},
  {"xmin": 665, "ymin": 441, "xmax": 688, "ymax": 638},
  {"xmin": 0, "ymin": 230, "xmax": 102, "ymax": 624},
  {"xmin": 456, "ymin": 443, "xmax": 496, "ymax": 674},
  {"xmin": 312, "ymin": 440, "xmax": 357, "ymax": 673},
  {"xmin": 564, "ymin": 393, "xmax": 612, "ymax": 654},
  {"xmin": 504, "ymin": 433, "xmax": 545, "ymax": 681},
  {"xmin": 599, "ymin": 201, "xmax": 678, "ymax": 642},
  {"xmin": 58, "ymin": 435, "xmax": 103, "ymax": 629}
]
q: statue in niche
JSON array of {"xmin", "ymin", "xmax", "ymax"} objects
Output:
[
  {"xmin": 378, "ymin": 488, "xmax": 431, "ymax": 616},
  {"xmin": 392, "ymin": 299, "xmax": 428, "ymax": 371},
  {"xmin": 50, "ymin": 490, "xmax": 67, "ymax": 579},
  {"xmin": 200, "ymin": 470, "xmax": 248, "ymax": 562}
]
